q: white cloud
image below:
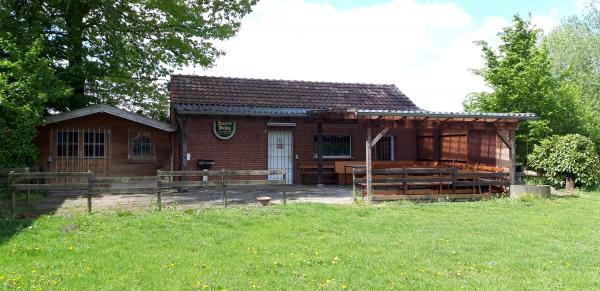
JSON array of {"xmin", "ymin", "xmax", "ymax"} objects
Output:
[{"xmin": 177, "ymin": 0, "xmax": 562, "ymax": 112}]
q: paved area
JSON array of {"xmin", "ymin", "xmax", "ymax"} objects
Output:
[{"xmin": 32, "ymin": 185, "xmax": 354, "ymax": 214}]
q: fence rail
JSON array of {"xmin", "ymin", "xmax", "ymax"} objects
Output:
[
  {"xmin": 157, "ymin": 169, "xmax": 287, "ymax": 209},
  {"xmin": 352, "ymin": 167, "xmax": 509, "ymax": 200},
  {"xmin": 6, "ymin": 169, "xmax": 288, "ymax": 218}
]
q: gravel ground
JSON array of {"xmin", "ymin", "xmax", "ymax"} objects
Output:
[{"xmin": 30, "ymin": 185, "xmax": 354, "ymax": 214}]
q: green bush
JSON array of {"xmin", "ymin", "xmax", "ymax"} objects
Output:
[
  {"xmin": 0, "ymin": 37, "xmax": 70, "ymax": 167},
  {"xmin": 528, "ymin": 134, "xmax": 600, "ymax": 189}
]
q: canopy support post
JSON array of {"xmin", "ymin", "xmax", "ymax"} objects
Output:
[
  {"xmin": 510, "ymin": 130, "xmax": 517, "ymax": 185},
  {"xmin": 366, "ymin": 127, "xmax": 372, "ymax": 201},
  {"xmin": 317, "ymin": 122, "xmax": 324, "ymax": 186},
  {"xmin": 365, "ymin": 127, "xmax": 388, "ymax": 201}
]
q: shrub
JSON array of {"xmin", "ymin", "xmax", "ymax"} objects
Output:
[
  {"xmin": 528, "ymin": 134, "xmax": 600, "ymax": 190},
  {"xmin": 0, "ymin": 37, "xmax": 70, "ymax": 167}
]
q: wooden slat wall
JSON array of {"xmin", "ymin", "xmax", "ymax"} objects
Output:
[
  {"xmin": 440, "ymin": 130, "xmax": 467, "ymax": 161},
  {"xmin": 468, "ymin": 130, "xmax": 496, "ymax": 166},
  {"xmin": 417, "ymin": 129, "xmax": 434, "ymax": 160},
  {"xmin": 35, "ymin": 113, "xmax": 172, "ymax": 177}
]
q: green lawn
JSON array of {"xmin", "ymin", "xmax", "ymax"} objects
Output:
[{"xmin": 1, "ymin": 194, "xmax": 600, "ymax": 290}]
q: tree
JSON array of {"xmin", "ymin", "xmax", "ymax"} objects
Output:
[
  {"xmin": 0, "ymin": 37, "xmax": 71, "ymax": 167},
  {"xmin": 528, "ymin": 134, "xmax": 600, "ymax": 190},
  {"xmin": 544, "ymin": 1, "xmax": 600, "ymax": 148},
  {"xmin": 465, "ymin": 15, "xmax": 584, "ymax": 162},
  {"xmin": 0, "ymin": 0, "xmax": 256, "ymax": 119}
]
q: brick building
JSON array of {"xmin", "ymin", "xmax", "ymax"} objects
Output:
[
  {"xmin": 169, "ymin": 75, "xmax": 536, "ymax": 185},
  {"xmin": 34, "ymin": 75, "xmax": 535, "ymax": 184}
]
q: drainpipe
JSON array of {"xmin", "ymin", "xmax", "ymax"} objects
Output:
[{"xmin": 176, "ymin": 114, "xmax": 187, "ymax": 170}]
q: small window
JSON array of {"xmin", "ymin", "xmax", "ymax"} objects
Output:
[
  {"xmin": 129, "ymin": 130, "xmax": 154, "ymax": 161},
  {"xmin": 56, "ymin": 131, "xmax": 79, "ymax": 157},
  {"xmin": 84, "ymin": 132, "xmax": 105, "ymax": 157},
  {"xmin": 314, "ymin": 135, "xmax": 351, "ymax": 158},
  {"xmin": 373, "ymin": 136, "xmax": 394, "ymax": 161}
]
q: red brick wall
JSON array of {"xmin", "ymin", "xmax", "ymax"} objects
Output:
[
  {"xmin": 174, "ymin": 115, "xmax": 418, "ymax": 184},
  {"xmin": 175, "ymin": 115, "xmax": 269, "ymax": 171}
]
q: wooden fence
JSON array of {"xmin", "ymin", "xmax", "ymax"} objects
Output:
[
  {"xmin": 88, "ymin": 176, "xmax": 160, "ymax": 213},
  {"xmin": 6, "ymin": 169, "xmax": 288, "ymax": 217},
  {"xmin": 1, "ymin": 168, "xmax": 31, "ymax": 188},
  {"xmin": 157, "ymin": 169, "xmax": 287, "ymax": 209},
  {"xmin": 352, "ymin": 167, "xmax": 509, "ymax": 201}
]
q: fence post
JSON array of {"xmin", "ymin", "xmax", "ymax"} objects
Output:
[
  {"xmin": 86, "ymin": 174, "xmax": 93, "ymax": 214},
  {"xmin": 11, "ymin": 190, "xmax": 16, "ymax": 219},
  {"xmin": 351, "ymin": 171, "xmax": 356, "ymax": 201},
  {"xmin": 282, "ymin": 172, "xmax": 287, "ymax": 205},
  {"xmin": 25, "ymin": 168, "xmax": 30, "ymax": 208},
  {"xmin": 157, "ymin": 177, "xmax": 162, "ymax": 211},
  {"xmin": 451, "ymin": 171, "xmax": 456, "ymax": 194},
  {"xmin": 8, "ymin": 172, "xmax": 16, "ymax": 219},
  {"xmin": 221, "ymin": 170, "xmax": 227, "ymax": 209}
]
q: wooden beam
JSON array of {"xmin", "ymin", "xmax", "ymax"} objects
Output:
[
  {"xmin": 370, "ymin": 128, "xmax": 390, "ymax": 148},
  {"xmin": 317, "ymin": 122, "xmax": 324, "ymax": 186},
  {"xmin": 433, "ymin": 127, "xmax": 441, "ymax": 162},
  {"xmin": 366, "ymin": 128, "xmax": 372, "ymax": 201},
  {"xmin": 494, "ymin": 128, "xmax": 512, "ymax": 150},
  {"xmin": 510, "ymin": 130, "xmax": 517, "ymax": 185}
]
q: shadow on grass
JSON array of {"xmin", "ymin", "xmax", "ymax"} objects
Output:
[
  {"xmin": 0, "ymin": 191, "xmax": 68, "ymax": 244},
  {"xmin": 0, "ymin": 217, "xmax": 34, "ymax": 245}
]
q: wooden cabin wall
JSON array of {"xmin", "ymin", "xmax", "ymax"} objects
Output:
[
  {"xmin": 35, "ymin": 113, "xmax": 172, "ymax": 176},
  {"xmin": 468, "ymin": 129, "xmax": 497, "ymax": 166},
  {"xmin": 418, "ymin": 127, "xmax": 506, "ymax": 169}
]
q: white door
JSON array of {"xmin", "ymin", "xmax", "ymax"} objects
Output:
[{"xmin": 268, "ymin": 130, "xmax": 293, "ymax": 184}]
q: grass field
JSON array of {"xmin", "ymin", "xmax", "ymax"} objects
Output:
[{"xmin": 1, "ymin": 193, "xmax": 600, "ymax": 290}]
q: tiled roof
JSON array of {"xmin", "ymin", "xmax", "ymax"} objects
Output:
[
  {"xmin": 356, "ymin": 110, "xmax": 538, "ymax": 120},
  {"xmin": 169, "ymin": 75, "xmax": 420, "ymax": 111},
  {"xmin": 174, "ymin": 103, "xmax": 310, "ymax": 116},
  {"xmin": 45, "ymin": 105, "xmax": 176, "ymax": 131}
]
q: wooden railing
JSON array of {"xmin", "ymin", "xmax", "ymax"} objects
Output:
[
  {"xmin": 352, "ymin": 167, "xmax": 509, "ymax": 200},
  {"xmin": 7, "ymin": 171, "xmax": 94, "ymax": 217},
  {"xmin": 88, "ymin": 176, "xmax": 160, "ymax": 213},
  {"xmin": 157, "ymin": 169, "xmax": 287, "ymax": 209},
  {"xmin": 6, "ymin": 169, "xmax": 288, "ymax": 218},
  {"xmin": 1, "ymin": 168, "xmax": 31, "ymax": 188}
]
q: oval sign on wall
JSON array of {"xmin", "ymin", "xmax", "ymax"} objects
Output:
[{"xmin": 213, "ymin": 121, "xmax": 236, "ymax": 140}]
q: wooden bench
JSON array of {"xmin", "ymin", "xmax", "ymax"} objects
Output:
[{"xmin": 299, "ymin": 162, "xmax": 336, "ymax": 184}]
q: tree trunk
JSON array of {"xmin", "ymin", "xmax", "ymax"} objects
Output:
[
  {"xmin": 64, "ymin": 0, "xmax": 88, "ymax": 109},
  {"xmin": 565, "ymin": 176, "xmax": 575, "ymax": 192}
]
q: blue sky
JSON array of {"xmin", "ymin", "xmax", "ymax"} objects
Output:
[
  {"xmin": 308, "ymin": 0, "xmax": 578, "ymax": 21},
  {"xmin": 184, "ymin": 0, "xmax": 585, "ymax": 111}
]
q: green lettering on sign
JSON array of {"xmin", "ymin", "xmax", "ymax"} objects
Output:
[{"xmin": 213, "ymin": 121, "xmax": 236, "ymax": 140}]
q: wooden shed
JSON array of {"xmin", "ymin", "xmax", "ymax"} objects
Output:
[{"xmin": 34, "ymin": 105, "xmax": 176, "ymax": 176}]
